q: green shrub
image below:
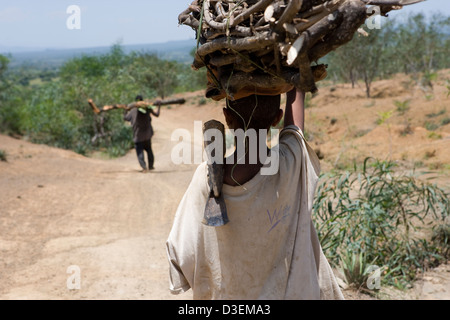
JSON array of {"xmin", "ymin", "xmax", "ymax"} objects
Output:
[
  {"xmin": 19, "ymin": 82, "xmax": 82, "ymax": 150},
  {"xmin": 394, "ymin": 99, "xmax": 410, "ymax": 115},
  {"xmin": 0, "ymin": 149, "xmax": 7, "ymax": 162},
  {"xmin": 313, "ymin": 158, "xmax": 449, "ymax": 290},
  {"xmin": 1, "ymin": 44, "xmax": 205, "ymax": 158},
  {"xmin": 424, "ymin": 121, "xmax": 439, "ymax": 131}
]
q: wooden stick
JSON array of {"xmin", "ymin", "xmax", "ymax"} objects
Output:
[
  {"xmin": 203, "ymin": 0, "xmax": 229, "ymax": 30},
  {"xmin": 178, "ymin": 1, "xmax": 201, "ymax": 29},
  {"xmin": 87, "ymin": 98, "xmax": 186, "ymax": 114},
  {"xmin": 88, "ymin": 99, "xmax": 101, "ymax": 114},
  {"xmin": 299, "ymin": 0, "xmax": 342, "ymax": 19},
  {"xmin": 152, "ymin": 98, "xmax": 186, "ymax": 106},
  {"xmin": 274, "ymin": 0, "xmax": 304, "ymax": 33},
  {"xmin": 361, "ymin": 0, "xmax": 424, "ymax": 5},
  {"xmin": 308, "ymin": 0, "xmax": 367, "ymax": 62},
  {"xmin": 287, "ymin": 9, "xmax": 343, "ymax": 66},
  {"xmin": 231, "ymin": 0, "xmax": 273, "ymax": 27},
  {"xmin": 193, "ymin": 31, "xmax": 275, "ymax": 69},
  {"xmin": 215, "ymin": 1, "xmax": 227, "ymax": 21},
  {"xmin": 295, "ymin": 0, "xmax": 345, "ymax": 33}
]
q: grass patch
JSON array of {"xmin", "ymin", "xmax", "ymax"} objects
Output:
[
  {"xmin": 441, "ymin": 117, "xmax": 450, "ymax": 126},
  {"xmin": 313, "ymin": 158, "xmax": 449, "ymax": 291},
  {"xmin": 0, "ymin": 149, "xmax": 7, "ymax": 162},
  {"xmin": 426, "ymin": 108, "xmax": 446, "ymax": 118},
  {"xmin": 424, "ymin": 121, "xmax": 440, "ymax": 131},
  {"xmin": 427, "ymin": 131, "xmax": 442, "ymax": 140},
  {"xmin": 394, "ymin": 99, "xmax": 410, "ymax": 115}
]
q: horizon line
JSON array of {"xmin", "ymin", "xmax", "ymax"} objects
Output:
[{"xmin": 0, "ymin": 38, "xmax": 197, "ymax": 54}]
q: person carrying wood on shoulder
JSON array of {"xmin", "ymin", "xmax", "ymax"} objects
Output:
[
  {"xmin": 88, "ymin": 95, "xmax": 185, "ymax": 171},
  {"xmin": 124, "ymin": 95, "xmax": 161, "ymax": 172},
  {"xmin": 166, "ymin": 88, "xmax": 344, "ymax": 299}
]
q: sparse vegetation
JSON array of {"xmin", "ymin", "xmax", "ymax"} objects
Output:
[
  {"xmin": 399, "ymin": 122, "xmax": 414, "ymax": 137},
  {"xmin": 427, "ymin": 131, "xmax": 442, "ymax": 140},
  {"xmin": 197, "ymin": 97, "xmax": 207, "ymax": 106},
  {"xmin": 376, "ymin": 110, "xmax": 394, "ymax": 126},
  {"xmin": 424, "ymin": 150, "xmax": 436, "ymax": 159},
  {"xmin": 424, "ymin": 94, "xmax": 434, "ymax": 101},
  {"xmin": 363, "ymin": 100, "xmax": 376, "ymax": 108},
  {"xmin": 394, "ymin": 99, "xmax": 410, "ymax": 115},
  {"xmin": 426, "ymin": 108, "xmax": 446, "ymax": 118},
  {"xmin": 424, "ymin": 121, "xmax": 440, "ymax": 131},
  {"xmin": 313, "ymin": 158, "xmax": 449, "ymax": 291},
  {"xmin": 326, "ymin": 13, "xmax": 450, "ymax": 97},
  {"xmin": 0, "ymin": 149, "xmax": 7, "ymax": 162},
  {"xmin": 445, "ymin": 80, "xmax": 450, "ymax": 98},
  {"xmin": 0, "ymin": 45, "xmax": 205, "ymax": 157}
]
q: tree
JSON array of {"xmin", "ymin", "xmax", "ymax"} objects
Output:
[
  {"xmin": 324, "ymin": 13, "xmax": 450, "ymax": 96},
  {"xmin": 131, "ymin": 53, "xmax": 178, "ymax": 99},
  {"xmin": 355, "ymin": 21, "xmax": 395, "ymax": 98},
  {"xmin": 326, "ymin": 18, "xmax": 397, "ymax": 98},
  {"xmin": 392, "ymin": 13, "xmax": 450, "ymax": 75},
  {"xmin": 328, "ymin": 27, "xmax": 385, "ymax": 98},
  {"xmin": 0, "ymin": 54, "xmax": 22, "ymax": 135},
  {"xmin": 327, "ymin": 34, "xmax": 359, "ymax": 88},
  {"xmin": 0, "ymin": 54, "xmax": 10, "ymax": 91}
]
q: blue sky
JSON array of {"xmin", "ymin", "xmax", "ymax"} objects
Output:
[{"xmin": 0, "ymin": 0, "xmax": 449, "ymax": 49}]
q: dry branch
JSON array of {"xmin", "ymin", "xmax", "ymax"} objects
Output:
[
  {"xmin": 88, "ymin": 98, "xmax": 185, "ymax": 114},
  {"xmin": 179, "ymin": 0, "xmax": 424, "ymax": 100}
]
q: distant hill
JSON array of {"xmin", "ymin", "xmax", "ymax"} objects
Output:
[{"xmin": 1, "ymin": 39, "xmax": 197, "ymax": 69}]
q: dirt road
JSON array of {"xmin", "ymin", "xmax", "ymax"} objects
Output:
[
  {"xmin": 0, "ymin": 85, "xmax": 449, "ymax": 300},
  {"xmin": 0, "ymin": 95, "xmax": 225, "ymax": 299}
]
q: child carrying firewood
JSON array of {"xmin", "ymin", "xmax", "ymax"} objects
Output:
[
  {"xmin": 124, "ymin": 95, "xmax": 161, "ymax": 172},
  {"xmin": 166, "ymin": 88, "xmax": 343, "ymax": 299}
]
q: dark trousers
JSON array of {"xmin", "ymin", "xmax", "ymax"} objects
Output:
[{"xmin": 135, "ymin": 140, "xmax": 154, "ymax": 170}]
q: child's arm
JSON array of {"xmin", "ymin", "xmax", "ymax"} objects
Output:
[
  {"xmin": 150, "ymin": 105, "xmax": 161, "ymax": 117},
  {"xmin": 284, "ymin": 88, "xmax": 305, "ymax": 132},
  {"xmin": 123, "ymin": 109, "xmax": 131, "ymax": 122}
]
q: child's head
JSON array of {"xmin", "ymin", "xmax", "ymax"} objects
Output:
[{"xmin": 223, "ymin": 94, "xmax": 283, "ymax": 130}]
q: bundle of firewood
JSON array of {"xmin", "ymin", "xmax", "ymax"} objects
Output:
[{"xmin": 179, "ymin": 0, "xmax": 423, "ymax": 100}]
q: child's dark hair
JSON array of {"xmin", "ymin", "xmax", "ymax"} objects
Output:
[
  {"xmin": 135, "ymin": 95, "xmax": 144, "ymax": 101},
  {"xmin": 226, "ymin": 94, "xmax": 281, "ymax": 130}
]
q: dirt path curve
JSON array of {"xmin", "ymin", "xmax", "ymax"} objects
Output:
[
  {"xmin": 0, "ymin": 94, "xmax": 448, "ymax": 300},
  {"xmin": 0, "ymin": 97, "xmax": 224, "ymax": 299}
]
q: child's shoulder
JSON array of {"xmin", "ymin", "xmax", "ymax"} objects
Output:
[
  {"xmin": 280, "ymin": 125, "xmax": 304, "ymax": 139},
  {"xmin": 279, "ymin": 125, "xmax": 305, "ymax": 151}
]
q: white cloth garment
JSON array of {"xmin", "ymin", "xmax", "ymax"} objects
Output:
[{"xmin": 166, "ymin": 125, "xmax": 344, "ymax": 300}]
